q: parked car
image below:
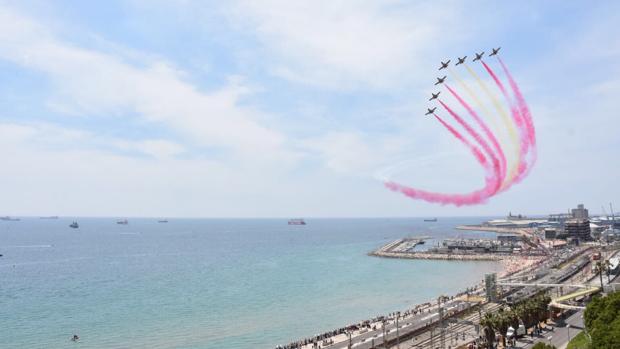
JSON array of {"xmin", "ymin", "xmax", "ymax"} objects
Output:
[{"xmin": 506, "ymin": 324, "xmax": 526, "ymax": 339}]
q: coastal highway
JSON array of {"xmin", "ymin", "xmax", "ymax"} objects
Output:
[{"xmin": 321, "ymin": 299, "xmax": 475, "ymax": 349}]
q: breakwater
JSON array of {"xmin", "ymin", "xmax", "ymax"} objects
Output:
[{"xmin": 370, "ymin": 238, "xmax": 510, "ymax": 261}]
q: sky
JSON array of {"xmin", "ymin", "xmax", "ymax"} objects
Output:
[{"xmin": 1, "ymin": 0, "xmax": 619, "ymax": 218}]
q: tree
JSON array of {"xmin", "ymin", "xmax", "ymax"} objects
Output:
[
  {"xmin": 583, "ymin": 291, "xmax": 620, "ymax": 349},
  {"xmin": 480, "ymin": 312, "xmax": 496, "ymax": 349},
  {"xmin": 494, "ymin": 308, "xmax": 516, "ymax": 348},
  {"xmin": 592, "ymin": 260, "xmax": 611, "ymax": 290}
]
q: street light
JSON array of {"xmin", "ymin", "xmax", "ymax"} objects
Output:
[
  {"xmin": 396, "ymin": 311, "xmax": 401, "ymax": 349},
  {"xmin": 566, "ymin": 324, "xmax": 571, "ymax": 343},
  {"xmin": 382, "ymin": 319, "xmax": 387, "ymax": 349}
]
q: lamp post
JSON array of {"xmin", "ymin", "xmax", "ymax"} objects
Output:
[
  {"xmin": 382, "ymin": 319, "xmax": 387, "ymax": 349},
  {"xmin": 396, "ymin": 311, "xmax": 401, "ymax": 349},
  {"xmin": 566, "ymin": 324, "xmax": 571, "ymax": 344}
]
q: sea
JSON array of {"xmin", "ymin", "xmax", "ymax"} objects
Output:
[{"xmin": 0, "ymin": 217, "xmax": 501, "ymax": 349}]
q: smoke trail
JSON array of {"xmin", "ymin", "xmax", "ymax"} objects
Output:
[
  {"xmin": 384, "ymin": 54, "xmax": 535, "ymax": 206},
  {"xmin": 464, "ymin": 63, "xmax": 521, "ymax": 186},
  {"xmin": 384, "ymin": 114, "xmax": 498, "ymax": 206},
  {"xmin": 438, "ymin": 100, "xmax": 501, "ymax": 193},
  {"xmin": 445, "ymin": 83, "xmax": 506, "ymax": 186},
  {"xmin": 481, "ymin": 60, "xmax": 531, "ymax": 184},
  {"xmin": 497, "ymin": 57, "xmax": 537, "ymax": 167}
]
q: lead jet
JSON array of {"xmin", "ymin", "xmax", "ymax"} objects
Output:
[
  {"xmin": 489, "ymin": 47, "xmax": 501, "ymax": 56},
  {"xmin": 438, "ymin": 60, "xmax": 450, "ymax": 70},
  {"xmin": 425, "ymin": 107, "xmax": 437, "ymax": 116},
  {"xmin": 455, "ymin": 56, "xmax": 467, "ymax": 66},
  {"xmin": 434, "ymin": 76, "xmax": 447, "ymax": 85},
  {"xmin": 473, "ymin": 51, "xmax": 485, "ymax": 62},
  {"xmin": 429, "ymin": 92, "xmax": 440, "ymax": 101}
]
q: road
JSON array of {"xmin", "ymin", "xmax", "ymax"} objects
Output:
[{"xmin": 512, "ymin": 310, "xmax": 584, "ymax": 349}]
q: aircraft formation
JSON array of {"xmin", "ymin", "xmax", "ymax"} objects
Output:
[
  {"xmin": 385, "ymin": 46, "xmax": 536, "ymax": 206},
  {"xmin": 427, "ymin": 47, "xmax": 500, "ymax": 116}
]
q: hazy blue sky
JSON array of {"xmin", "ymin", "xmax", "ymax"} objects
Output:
[{"xmin": 1, "ymin": 1, "xmax": 618, "ymax": 217}]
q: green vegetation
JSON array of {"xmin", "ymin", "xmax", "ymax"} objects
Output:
[
  {"xmin": 532, "ymin": 343, "xmax": 557, "ymax": 349},
  {"xmin": 480, "ymin": 293, "xmax": 551, "ymax": 349},
  {"xmin": 583, "ymin": 291, "xmax": 620, "ymax": 349},
  {"xmin": 566, "ymin": 331, "xmax": 590, "ymax": 349}
]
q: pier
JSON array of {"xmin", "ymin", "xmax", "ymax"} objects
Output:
[
  {"xmin": 370, "ymin": 237, "xmax": 521, "ymax": 261},
  {"xmin": 369, "ymin": 237, "xmax": 429, "ymax": 258}
]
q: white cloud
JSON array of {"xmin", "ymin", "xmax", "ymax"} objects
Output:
[
  {"xmin": 0, "ymin": 5, "xmax": 292, "ymax": 162},
  {"xmin": 225, "ymin": 0, "xmax": 466, "ymax": 89}
]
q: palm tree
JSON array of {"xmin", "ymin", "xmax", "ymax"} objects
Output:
[
  {"xmin": 593, "ymin": 260, "xmax": 611, "ymax": 290},
  {"xmin": 494, "ymin": 308, "xmax": 514, "ymax": 348},
  {"xmin": 480, "ymin": 312, "xmax": 496, "ymax": 349}
]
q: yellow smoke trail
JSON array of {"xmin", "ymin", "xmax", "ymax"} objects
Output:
[
  {"xmin": 463, "ymin": 63, "xmax": 520, "ymax": 189},
  {"xmin": 447, "ymin": 67, "xmax": 502, "ymax": 148}
]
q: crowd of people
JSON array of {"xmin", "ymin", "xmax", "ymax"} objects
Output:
[{"xmin": 273, "ymin": 297, "xmax": 464, "ymax": 349}]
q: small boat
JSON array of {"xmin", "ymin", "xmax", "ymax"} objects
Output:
[
  {"xmin": 288, "ymin": 218, "xmax": 306, "ymax": 225},
  {"xmin": 69, "ymin": 221, "xmax": 79, "ymax": 229},
  {"xmin": 158, "ymin": 219, "xmax": 168, "ymax": 223},
  {"xmin": 0, "ymin": 216, "xmax": 20, "ymax": 221},
  {"xmin": 117, "ymin": 219, "xmax": 128, "ymax": 225},
  {"xmin": 40, "ymin": 216, "xmax": 59, "ymax": 219},
  {"xmin": 423, "ymin": 218, "xmax": 438, "ymax": 222}
]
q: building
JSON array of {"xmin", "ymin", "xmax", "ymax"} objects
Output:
[
  {"xmin": 544, "ymin": 228, "xmax": 557, "ymax": 239},
  {"xmin": 571, "ymin": 204, "xmax": 589, "ymax": 219},
  {"xmin": 497, "ymin": 234, "xmax": 521, "ymax": 243},
  {"xmin": 548, "ymin": 213, "xmax": 572, "ymax": 223},
  {"xmin": 562, "ymin": 219, "xmax": 592, "ymax": 241}
]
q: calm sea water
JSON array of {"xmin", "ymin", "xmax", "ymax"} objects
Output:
[{"xmin": 0, "ymin": 217, "xmax": 501, "ymax": 349}]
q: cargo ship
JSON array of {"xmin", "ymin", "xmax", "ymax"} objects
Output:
[{"xmin": 288, "ymin": 218, "xmax": 306, "ymax": 225}]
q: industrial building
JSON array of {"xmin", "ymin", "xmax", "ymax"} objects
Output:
[{"xmin": 562, "ymin": 219, "xmax": 592, "ymax": 241}]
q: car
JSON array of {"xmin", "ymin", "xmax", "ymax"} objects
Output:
[{"xmin": 506, "ymin": 324, "xmax": 526, "ymax": 339}]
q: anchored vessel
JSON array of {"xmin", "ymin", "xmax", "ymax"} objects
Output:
[
  {"xmin": 288, "ymin": 218, "xmax": 306, "ymax": 225},
  {"xmin": 69, "ymin": 221, "xmax": 79, "ymax": 229}
]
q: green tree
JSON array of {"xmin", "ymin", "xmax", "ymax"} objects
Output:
[
  {"xmin": 592, "ymin": 260, "xmax": 611, "ymax": 290},
  {"xmin": 584, "ymin": 291, "xmax": 620, "ymax": 349},
  {"xmin": 480, "ymin": 312, "xmax": 496, "ymax": 349},
  {"xmin": 494, "ymin": 307, "xmax": 515, "ymax": 347}
]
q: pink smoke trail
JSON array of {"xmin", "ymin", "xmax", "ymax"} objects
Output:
[
  {"xmin": 496, "ymin": 57, "xmax": 537, "ymax": 177},
  {"xmin": 384, "ymin": 114, "xmax": 498, "ymax": 206},
  {"xmin": 445, "ymin": 84, "xmax": 506, "ymax": 186},
  {"xmin": 481, "ymin": 60, "xmax": 530, "ymax": 184},
  {"xmin": 438, "ymin": 100, "xmax": 501, "ymax": 194}
]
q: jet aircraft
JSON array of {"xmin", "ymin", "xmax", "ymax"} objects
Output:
[
  {"xmin": 473, "ymin": 52, "xmax": 485, "ymax": 62},
  {"xmin": 438, "ymin": 60, "xmax": 450, "ymax": 70},
  {"xmin": 455, "ymin": 56, "xmax": 467, "ymax": 66},
  {"xmin": 489, "ymin": 47, "xmax": 501, "ymax": 56},
  {"xmin": 429, "ymin": 92, "xmax": 440, "ymax": 101},
  {"xmin": 434, "ymin": 76, "xmax": 447, "ymax": 85},
  {"xmin": 425, "ymin": 107, "xmax": 437, "ymax": 116}
]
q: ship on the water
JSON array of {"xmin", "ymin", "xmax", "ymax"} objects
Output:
[
  {"xmin": 288, "ymin": 218, "xmax": 306, "ymax": 225},
  {"xmin": 117, "ymin": 219, "xmax": 128, "ymax": 225},
  {"xmin": 0, "ymin": 216, "xmax": 20, "ymax": 221},
  {"xmin": 69, "ymin": 221, "xmax": 79, "ymax": 229},
  {"xmin": 423, "ymin": 218, "xmax": 438, "ymax": 222},
  {"xmin": 40, "ymin": 216, "xmax": 59, "ymax": 219},
  {"xmin": 158, "ymin": 219, "xmax": 168, "ymax": 223}
]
